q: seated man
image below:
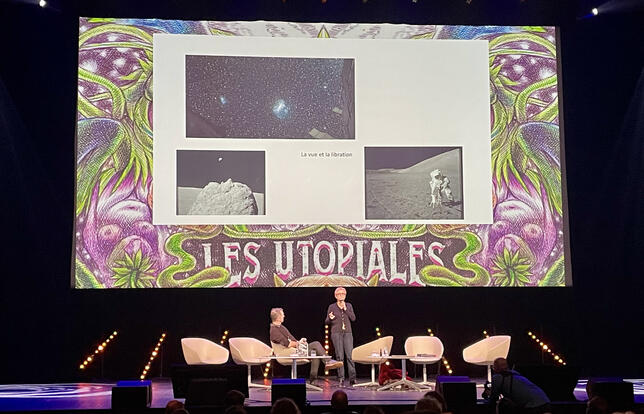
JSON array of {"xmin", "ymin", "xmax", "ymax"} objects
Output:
[
  {"xmin": 269, "ymin": 308, "xmax": 342, "ymax": 383},
  {"xmin": 487, "ymin": 358, "xmax": 552, "ymax": 414}
]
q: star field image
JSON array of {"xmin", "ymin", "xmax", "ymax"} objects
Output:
[{"xmin": 185, "ymin": 55, "xmax": 355, "ymax": 139}]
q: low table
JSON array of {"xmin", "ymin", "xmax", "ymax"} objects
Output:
[{"xmin": 256, "ymin": 355, "xmax": 332, "ymax": 391}]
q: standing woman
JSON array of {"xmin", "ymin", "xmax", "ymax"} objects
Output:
[{"xmin": 325, "ymin": 287, "xmax": 356, "ymax": 386}]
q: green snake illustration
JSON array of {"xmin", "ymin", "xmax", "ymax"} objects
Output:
[
  {"xmin": 418, "ymin": 226, "xmax": 491, "ymax": 286},
  {"xmin": 157, "ymin": 227, "xmax": 230, "ymax": 288}
]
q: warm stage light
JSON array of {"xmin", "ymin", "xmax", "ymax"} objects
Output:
[
  {"xmin": 529, "ymin": 330, "xmax": 565, "ymax": 366},
  {"xmin": 98, "ymin": 345, "xmax": 104, "ymax": 351},
  {"xmin": 80, "ymin": 364, "xmax": 85, "ymax": 369},
  {"xmin": 592, "ymin": 7, "xmax": 598, "ymax": 15},
  {"xmin": 140, "ymin": 332, "xmax": 167, "ymax": 380}
]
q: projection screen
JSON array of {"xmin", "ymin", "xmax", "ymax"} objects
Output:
[{"xmin": 74, "ymin": 19, "xmax": 569, "ymax": 288}]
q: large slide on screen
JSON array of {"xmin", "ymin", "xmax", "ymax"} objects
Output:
[{"xmin": 74, "ymin": 20, "xmax": 568, "ymax": 288}]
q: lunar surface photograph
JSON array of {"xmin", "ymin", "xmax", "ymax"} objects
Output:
[{"xmin": 365, "ymin": 147, "xmax": 463, "ymax": 220}]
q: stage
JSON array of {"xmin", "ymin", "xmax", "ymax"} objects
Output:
[{"xmin": 1, "ymin": 378, "xmax": 642, "ymax": 413}]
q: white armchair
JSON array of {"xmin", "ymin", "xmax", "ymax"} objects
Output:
[
  {"xmin": 462, "ymin": 335, "xmax": 511, "ymax": 382},
  {"xmin": 404, "ymin": 336, "xmax": 444, "ymax": 386},
  {"xmin": 229, "ymin": 337, "xmax": 273, "ymax": 389},
  {"xmin": 351, "ymin": 336, "xmax": 393, "ymax": 387},
  {"xmin": 271, "ymin": 342, "xmax": 309, "ymax": 379},
  {"xmin": 181, "ymin": 337, "xmax": 230, "ymax": 365}
]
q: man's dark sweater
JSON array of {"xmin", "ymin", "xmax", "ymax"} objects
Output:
[
  {"xmin": 270, "ymin": 323, "xmax": 297, "ymax": 347},
  {"xmin": 489, "ymin": 370, "xmax": 550, "ymax": 409}
]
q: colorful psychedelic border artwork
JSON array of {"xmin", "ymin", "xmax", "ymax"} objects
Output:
[{"xmin": 74, "ymin": 19, "xmax": 567, "ymax": 288}]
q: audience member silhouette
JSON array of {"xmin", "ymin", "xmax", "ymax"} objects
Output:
[
  {"xmin": 224, "ymin": 390, "xmax": 246, "ymax": 408},
  {"xmin": 271, "ymin": 397, "xmax": 302, "ymax": 414},
  {"xmin": 324, "ymin": 390, "xmax": 359, "ymax": 414},
  {"xmin": 363, "ymin": 406, "xmax": 385, "ymax": 414},
  {"xmin": 423, "ymin": 391, "xmax": 447, "ymax": 412},
  {"xmin": 586, "ymin": 396, "xmax": 609, "ymax": 414},
  {"xmin": 414, "ymin": 397, "xmax": 442, "ymax": 413},
  {"xmin": 165, "ymin": 399, "xmax": 186, "ymax": 414}
]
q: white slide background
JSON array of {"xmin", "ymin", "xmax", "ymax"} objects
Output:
[{"xmin": 153, "ymin": 35, "xmax": 492, "ymax": 225}]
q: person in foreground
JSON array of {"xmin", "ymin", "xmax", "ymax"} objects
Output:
[
  {"xmin": 486, "ymin": 357, "xmax": 552, "ymax": 414},
  {"xmin": 271, "ymin": 397, "xmax": 301, "ymax": 414},
  {"xmin": 326, "ymin": 287, "xmax": 357, "ymax": 385},
  {"xmin": 165, "ymin": 400, "xmax": 186, "ymax": 414},
  {"xmin": 321, "ymin": 390, "xmax": 359, "ymax": 414},
  {"xmin": 415, "ymin": 397, "xmax": 442, "ymax": 413},
  {"xmin": 269, "ymin": 307, "xmax": 343, "ymax": 383}
]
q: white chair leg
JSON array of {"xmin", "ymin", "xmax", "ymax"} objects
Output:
[
  {"xmin": 353, "ymin": 363, "xmax": 379, "ymax": 387},
  {"xmin": 247, "ymin": 365, "xmax": 270, "ymax": 389},
  {"xmin": 417, "ymin": 364, "xmax": 432, "ymax": 388}
]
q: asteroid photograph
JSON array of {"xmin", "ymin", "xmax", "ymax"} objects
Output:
[{"xmin": 176, "ymin": 150, "xmax": 265, "ymax": 215}]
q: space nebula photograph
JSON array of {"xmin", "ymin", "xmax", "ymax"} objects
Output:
[
  {"xmin": 176, "ymin": 150, "xmax": 265, "ymax": 216},
  {"xmin": 185, "ymin": 55, "xmax": 355, "ymax": 139},
  {"xmin": 365, "ymin": 147, "xmax": 464, "ymax": 220}
]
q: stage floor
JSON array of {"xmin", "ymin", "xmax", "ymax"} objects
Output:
[{"xmin": 0, "ymin": 378, "xmax": 642, "ymax": 412}]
